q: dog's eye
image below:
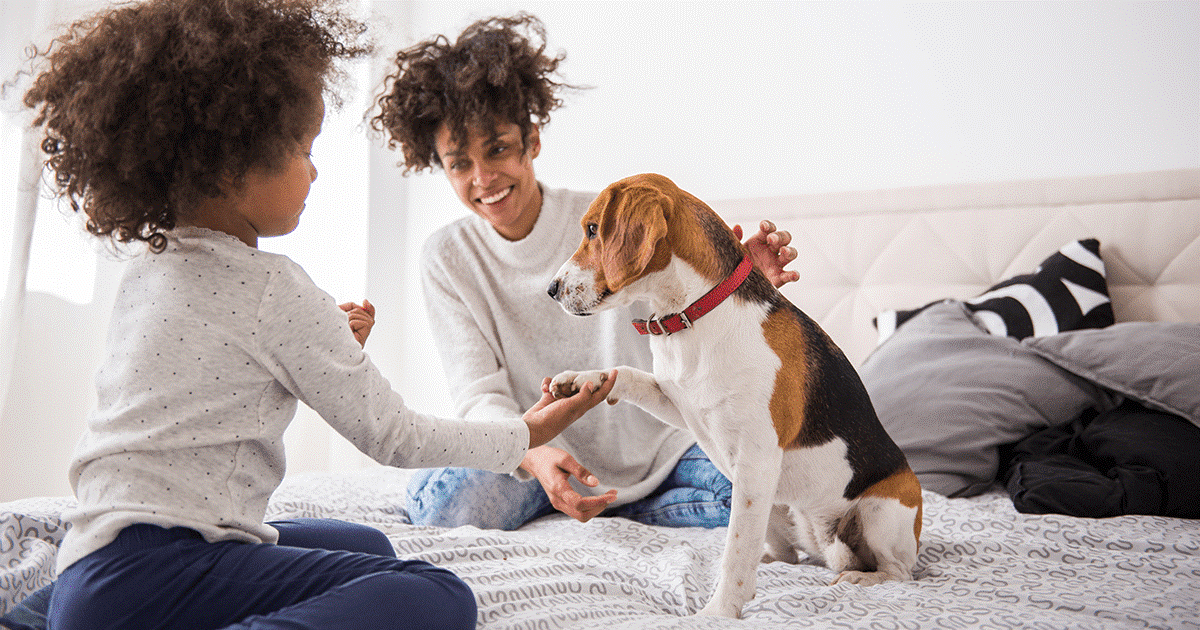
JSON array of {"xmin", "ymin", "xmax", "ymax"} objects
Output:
[{"xmin": 586, "ymin": 223, "xmax": 598, "ymax": 239}]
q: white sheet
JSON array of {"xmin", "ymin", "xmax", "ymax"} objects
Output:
[{"xmin": 6, "ymin": 467, "xmax": 1197, "ymax": 629}]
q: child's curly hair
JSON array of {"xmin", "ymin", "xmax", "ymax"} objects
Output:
[
  {"xmin": 23, "ymin": 0, "xmax": 371, "ymax": 252},
  {"xmin": 371, "ymin": 12, "xmax": 580, "ymax": 175}
]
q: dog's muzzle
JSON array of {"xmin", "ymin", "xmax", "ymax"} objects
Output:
[
  {"xmin": 547, "ymin": 277, "xmax": 596, "ymax": 315},
  {"xmin": 547, "ymin": 262, "xmax": 606, "ymax": 316}
]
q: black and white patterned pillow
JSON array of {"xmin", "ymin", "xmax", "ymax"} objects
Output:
[{"xmin": 875, "ymin": 238, "xmax": 1114, "ymax": 343}]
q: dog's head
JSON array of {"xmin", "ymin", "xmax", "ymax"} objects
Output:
[{"xmin": 548, "ymin": 173, "xmax": 722, "ymax": 316}]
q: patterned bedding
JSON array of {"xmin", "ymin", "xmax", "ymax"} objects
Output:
[{"xmin": 4, "ymin": 467, "xmax": 1197, "ymax": 629}]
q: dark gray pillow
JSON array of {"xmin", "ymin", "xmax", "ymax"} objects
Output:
[
  {"xmin": 1023, "ymin": 322, "xmax": 1200, "ymax": 428},
  {"xmin": 860, "ymin": 300, "xmax": 1104, "ymax": 497}
]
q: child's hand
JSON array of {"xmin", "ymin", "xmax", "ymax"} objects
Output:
[
  {"xmin": 339, "ymin": 299, "xmax": 375, "ymax": 347},
  {"xmin": 523, "ymin": 369, "xmax": 618, "ymax": 449}
]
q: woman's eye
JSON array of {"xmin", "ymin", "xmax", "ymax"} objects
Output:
[{"xmin": 586, "ymin": 223, "xmax": 598, "ymax": 239}]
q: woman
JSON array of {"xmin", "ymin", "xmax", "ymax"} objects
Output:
[{"xmin": 371, "ymin": 13, "xmax": 799, "ymax": 530}]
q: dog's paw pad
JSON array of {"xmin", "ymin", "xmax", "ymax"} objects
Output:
[{"xmin": 549, "ymin": 370, "xmax": 607, "ymax": 398}]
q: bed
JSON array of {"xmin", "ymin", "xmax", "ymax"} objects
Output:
[{"xmin": 4, "ymin": 168, "xmax": 1199, "ymax": 629}]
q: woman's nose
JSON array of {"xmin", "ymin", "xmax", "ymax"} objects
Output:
[{"xmin": 472, "ymin": 164, "xmax": 497, "ymax": 187}]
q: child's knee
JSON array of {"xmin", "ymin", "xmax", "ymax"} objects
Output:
[
  {"xmin": 371, "ymin": 565, "xmax": 476, "ymax": 630},
  {"xmin": 272, "ymin": 518, "xmax": 396, "ymax": 557},
  {"xmin": 413, "ymin": 567, "xmax": 476, "ymax": 630},
  {"xmin": 352, "ymin": 524, "xmax": 395, "ymax": 558}
]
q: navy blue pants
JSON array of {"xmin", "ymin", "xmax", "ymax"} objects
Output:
[{"xmin": 44, "ymin": 518, "xmax": 475, "ymax": 630}]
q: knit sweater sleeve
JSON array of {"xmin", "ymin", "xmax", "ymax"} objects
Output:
[
  {"xmin": 420, "ymin": 233, "xmax": 525, "ymax": 426},
  {"xmin": 255, "ymin": 259, "xmax": 528, "ymax": 472}
]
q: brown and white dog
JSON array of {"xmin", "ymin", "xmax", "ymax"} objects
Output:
[{"xmin": 546, "ymin": 173, "xmax": 922, "ymax": 619}]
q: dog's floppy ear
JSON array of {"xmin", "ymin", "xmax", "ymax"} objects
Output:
[{"xmin": 599, "ymin": 185, "xmax": 669, "ymax": 291}]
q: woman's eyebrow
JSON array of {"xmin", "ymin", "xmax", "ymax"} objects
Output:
[{"xmin": 485, "ymin": 129, "xmax": 518, "ymax": 145}]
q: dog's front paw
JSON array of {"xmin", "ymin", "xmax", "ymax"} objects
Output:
[{"xmin": 549, "ymin": 370, "xmax": 609, "ymax": 399}]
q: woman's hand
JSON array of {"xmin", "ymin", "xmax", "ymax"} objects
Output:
[
  {"xmin": 523, "ymin": 369, "xmax": 618, "ymax": 449},
  {"xmin": 339, "ymin": 299, "xmax": 375, "ymax": 347},
  {"xmin": 735, "ymin": 220, "xmax": 799, "ymax": 288},
  {"xmin": 521, "ymin": 445, "xmax": 618, "ymax": 522}
]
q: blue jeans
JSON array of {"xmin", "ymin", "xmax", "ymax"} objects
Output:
[
  {"xmin": 37, "ymin": 518, "xmax": 474, "ymax": 630},
  {"xmin": 407, "ymin": 444, "xmax": 732, "ymax": 530}
]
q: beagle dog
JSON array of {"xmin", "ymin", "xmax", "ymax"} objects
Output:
[{"xmin": 546, "ymin": 173, "xmax": 922, "ymax": 619}]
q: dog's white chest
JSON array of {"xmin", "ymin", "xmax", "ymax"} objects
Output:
[
  {"xmin": 651, "ymin": 303, "xmax": 774, "ymax": 398},
  {"xmin": 650, "ymin": 300, "xmax": 779, "ymax": 473}
]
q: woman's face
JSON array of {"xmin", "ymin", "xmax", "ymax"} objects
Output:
[{"xmin": 435, "ymin": 121, "xmax": 542, "ymax": 241}]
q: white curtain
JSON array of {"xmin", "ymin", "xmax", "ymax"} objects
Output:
[
  {"xmin": 0, "ymin": 125, "xmax": 39, "ymax": 426},
  {"xmin": 1, "ymin": 1, "xmax": 62, "ymax": 501},
  {"xmin": 1, "ymin": 4, "xmax": 27, "ymax": 414}
]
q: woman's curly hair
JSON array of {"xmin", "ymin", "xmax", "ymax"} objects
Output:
[
  {"xmin": 371, "ymin": 12, "xmax": 580, "ymax": 175},
  {"xmin": 23, "ymin": 0, "xmax": 371, "ymax": 252}
]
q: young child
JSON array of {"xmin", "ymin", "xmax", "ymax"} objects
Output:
[{"xmin": 16, "ymin": 2, "xmax": 614, "ymax": 629}]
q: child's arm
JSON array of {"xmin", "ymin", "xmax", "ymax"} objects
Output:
[
  {"xmin": 339, "ymin": 299, "xmax": 375, "ymax": 347},
  {"xmin": 261, "ymin": 264, "xmax": 556, "ymax": 473}
]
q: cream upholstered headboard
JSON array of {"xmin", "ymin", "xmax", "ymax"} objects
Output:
[{"xmin": 710, "ymin": 169, "xmax": 1200, "ymax": 367}]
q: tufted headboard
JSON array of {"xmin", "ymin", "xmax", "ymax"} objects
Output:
[{"xmin": 710, "ymin": 169, "xmax": 1200, "ymax": 367}]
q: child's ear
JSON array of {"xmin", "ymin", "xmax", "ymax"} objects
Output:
[{"xmin": 216, "ymin": 171, "xmax": 241, "ymax": 196}]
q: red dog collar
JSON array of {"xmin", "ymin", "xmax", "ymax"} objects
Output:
[{"xmin": 633, "ymin": 255, "xmax": 754, "ymax": 336}]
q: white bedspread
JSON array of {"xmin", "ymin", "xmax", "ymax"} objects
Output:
[{"xmin": 6, "ymin": 467, "xmax": 1196, "ymax": 629}]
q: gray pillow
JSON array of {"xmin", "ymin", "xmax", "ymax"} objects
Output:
[
  {"xmin": 1023, "ymin": 322, "xmax": 1200, "ymax": 428},
  {"xmin": 860, "ymin": 300, "xmax": 1104, "ymax": 497}
]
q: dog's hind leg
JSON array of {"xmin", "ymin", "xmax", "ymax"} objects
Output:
[
  {"xmin": 831, "ymin": 497, "xmax": 919, "ymax": 586},
  {"xmin": 793, "ymin": 506, "xmax": 865, "ymax": 577}
]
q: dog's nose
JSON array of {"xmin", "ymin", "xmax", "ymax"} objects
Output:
[{"xmin": 547, "ymin": 279, "xmax": 561, "ymax": 300}]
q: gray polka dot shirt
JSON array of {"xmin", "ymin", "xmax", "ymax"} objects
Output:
[{"xmin": 57, "ymin": 227, "xmax": 527, "ymax": 573}]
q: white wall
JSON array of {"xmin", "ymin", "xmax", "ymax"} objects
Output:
[
  {"xmin": 402, "ymin": 0, "xmax": 1199, "ymax": 202},
  {"xmin": 2, "ymin": 0, "xmax": 1197, "ymax": 501}
]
